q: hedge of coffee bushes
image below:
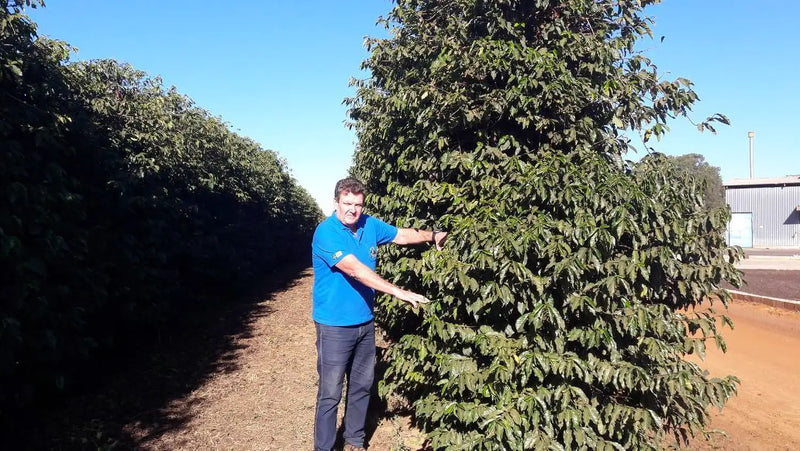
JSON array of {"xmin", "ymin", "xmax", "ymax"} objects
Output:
[{"xmin": 1, "ymin": 1, "xmax": 321, "ymax": 418}]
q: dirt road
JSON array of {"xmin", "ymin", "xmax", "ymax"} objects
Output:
[
  {"xmin": 135, "ymin": 270, "xmax": 800, "ymax": 450},
  {"xmin": 690, "ymin": 299, "xmax": 800, "ymax": 450},
  {"xmin": 127, "ymin": 269, "xmax": 321, "ymax": 449},
  {"xmin": 128, "ymin": 269, "xmax": 418, "ymax": 450}
]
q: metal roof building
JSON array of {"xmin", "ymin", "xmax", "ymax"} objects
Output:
[{"xmin": 725, "ymin": 176, "xmax": 800, "ymax": 248}]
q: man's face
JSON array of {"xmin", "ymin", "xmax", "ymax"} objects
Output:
[{"xmin": 334, "ymin": 191, "xmax": 364, "ymax": 230}]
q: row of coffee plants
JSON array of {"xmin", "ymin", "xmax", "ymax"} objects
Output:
[
  {"xmin": 350, "ymin": 0, "xmax": 742, "ymax": 449},
  {"xmin": 1, "ymin": 1, "xmax": 321, "ymax": 418}
]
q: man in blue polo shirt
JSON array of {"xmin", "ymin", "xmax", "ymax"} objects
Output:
[{"xmin": 312, "ymin": 177, "xmax": 447, "ymax": 451}]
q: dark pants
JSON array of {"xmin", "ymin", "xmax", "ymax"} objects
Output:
[{"xmin": 313, "ymin": 320, "xmax": 375, "ymax": 451}]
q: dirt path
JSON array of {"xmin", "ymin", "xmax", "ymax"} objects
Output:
[
  {"xmin": 136, "ymin": 269, "xmax": 800, "ymax": 450},
  {"xmin": 690, "ymin": 299, "xmax": 800, "ymax": 450},
  {"xmin": 133, "ymin": 269, "xmax": 411, "ymax": 450},
  {"xmin": 131, "ymin": 269, "xmax": 320, "ymax": 449}
]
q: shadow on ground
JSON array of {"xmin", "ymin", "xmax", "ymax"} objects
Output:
[{"xmin": 4, "ymin": 263, "xmax": 308, "ymax": 450}]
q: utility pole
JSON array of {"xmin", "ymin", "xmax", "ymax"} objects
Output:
[{"xmin": 748, "ymin": 131, "xmax": 755, "ymax": 178}]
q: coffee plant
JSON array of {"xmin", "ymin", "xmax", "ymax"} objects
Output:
[
  {"xmin": 1, "ymin": 0, "xmax": 320, "ymax": 421},
  {"xmin": 348, "ymin": 0, "xmax": 742, "ymax": 448}
]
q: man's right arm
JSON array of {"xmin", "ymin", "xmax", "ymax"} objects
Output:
[{"xmin": 334, "ymin": 254, "xmax": 429, "ymax": 308}]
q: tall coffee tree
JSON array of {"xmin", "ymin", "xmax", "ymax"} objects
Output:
[{"xmin": 349, "ymin": 0, "xmax": 741, "ymax": 448}]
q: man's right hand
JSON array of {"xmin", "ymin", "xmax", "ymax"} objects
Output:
[
  {"xmin": 394, "ymin": 289, "xmax": 430, "ymax": 308},
  {"xmin": 335, "ymin": 255, "xmax": 431, "ymax": 309}
]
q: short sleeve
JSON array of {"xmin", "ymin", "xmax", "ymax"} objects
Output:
[
  {"xmin": 370, "ymin": 216, "xmax": 398, "ymax": 246},
  {"xmin": 313, "ymin": 228, "xmax": 352, "ymax": 268}
]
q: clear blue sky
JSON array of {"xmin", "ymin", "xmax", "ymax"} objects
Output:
[{"xmin": 28, "ymin": 1, "xmax": 800, "ymax": 210}]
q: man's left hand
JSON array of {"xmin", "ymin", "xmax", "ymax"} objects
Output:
[{"xmin": 433, "ymin": 231, "xmax": 448, "ymax": 251}]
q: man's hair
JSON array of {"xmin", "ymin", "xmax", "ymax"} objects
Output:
[{"xmin": 334, "ymin": 177, "xmax": 366, "ymax": 200}]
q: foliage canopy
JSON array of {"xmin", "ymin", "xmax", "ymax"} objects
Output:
[
  {"xmin": 1, "ymin": 1, "xmax": 320, "ymax": 420},
  {"xmin": 349, "ymin": 0, "xmax": 742, "ymax": 448},
  {"xmin": 667, "ymin": 153, "xmax": 725, "ymax": 210}
]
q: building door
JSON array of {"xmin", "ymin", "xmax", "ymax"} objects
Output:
[{"xmin": 728, "ymin": 212, "xmax": 753, "ymax": 248}]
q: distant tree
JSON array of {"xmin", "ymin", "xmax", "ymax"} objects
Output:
[{"xmin": 668, "ymin": 153, "xmax": 725, "ymax": 210}]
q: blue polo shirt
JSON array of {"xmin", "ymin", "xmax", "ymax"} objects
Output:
[{"xmin": 312, "ymin": 213, "xmax": 398, "ymax": 326}]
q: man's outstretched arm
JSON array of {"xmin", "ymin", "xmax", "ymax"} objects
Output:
[
  {"xmin": 334, "ymin": 255, "xmax": 429, "ymax": 308},
  {"xmin": 392, "ymin": 228, "xmax": 448, "ymax": 250}
]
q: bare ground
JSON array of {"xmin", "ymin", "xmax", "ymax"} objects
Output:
[
  {"xmin": 687, "ymin": 299, "xmax": 800, "ymax": 450},
  {"xmin": 22, "ymin": 267, "xmax": 800, "ymax": 450},
  {"xmin": 737, "ymin": 269, "xmax": 800, "ymax": 301},
  {"xmin": 135, "ymin": 269, "xmax": 800, "ymax": 450},
  {"xmin": 126, "ymin": 268, "xmax": 423, "ymax": 450},
  {"xmin": 127, "ymin": 269, "xmax": 319, "ymax": 449}
]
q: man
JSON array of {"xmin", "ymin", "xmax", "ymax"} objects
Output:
[{"xmin": 311, "ymin": 177, "xmax": 447, "ymax": 451}]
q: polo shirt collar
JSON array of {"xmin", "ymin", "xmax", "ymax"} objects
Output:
[{"xmin": 331, "ymin": 212, "xmax": 366, "ymax": 239}]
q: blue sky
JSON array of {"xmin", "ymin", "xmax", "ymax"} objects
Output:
[{"xmin": 28, "ymin": 1, "xmax": 800, "ymax": 210}]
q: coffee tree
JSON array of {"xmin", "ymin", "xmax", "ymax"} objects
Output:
[{"xmin": 349, "ymin": 0, "xmax": 741, "ymax": 448}]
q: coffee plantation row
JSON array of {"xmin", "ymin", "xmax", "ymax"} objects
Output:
[
  {"xmin": 1, "ymin": 1, "xmax": 321, "ymax": 421},
  {"xmin": 350, "ymin": 0, "xmax": 743, "ymax": 449}
]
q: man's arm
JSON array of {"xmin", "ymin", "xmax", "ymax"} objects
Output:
[
  {"xmin": 334, "ymin": 254, "xmax": 429, "ymax": 308},
  {"xmin": 393, "ymin": 228, "xmax": 448, "ymax": 250}
]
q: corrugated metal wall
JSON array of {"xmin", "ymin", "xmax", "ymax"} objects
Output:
[{"xmin": 726, "ymin": 185, "xmax": 800, "ymax": 248}]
